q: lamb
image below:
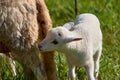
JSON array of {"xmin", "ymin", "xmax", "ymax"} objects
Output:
[{"xmin": 38, "ymin": 13, "xmax": 102, "ymax": 80}]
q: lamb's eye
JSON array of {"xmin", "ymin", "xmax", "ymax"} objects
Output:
[{"xmin": 51, "ymin": 39, "xmax": 58, "ymax": 45}]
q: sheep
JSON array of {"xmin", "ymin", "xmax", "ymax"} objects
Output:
[
  {"xmin": 0, "ymin": 0, "xmax": 58, "ymax": 79},
  {"xmin": 0, "ymin": 0, "xmax": 46, "ymax": 79},
  {"xmin": 38, "ymin": 13, "xmax": 102, "ymax": 80}
]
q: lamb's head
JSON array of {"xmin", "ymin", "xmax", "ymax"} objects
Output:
[{"xmin": 38, "ymin": 27, "xmax": 82, "ymax": 52}]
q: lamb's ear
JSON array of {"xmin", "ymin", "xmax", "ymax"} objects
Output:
[{"xmin": 65, "ymin": 37, "xmax": 82, "ymax": 43}]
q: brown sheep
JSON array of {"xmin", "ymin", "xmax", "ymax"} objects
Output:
[{"xmin": 0, "ymin": 0, "xmax": 57, "ymax": 80}]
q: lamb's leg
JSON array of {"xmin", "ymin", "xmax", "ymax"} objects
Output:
[
  {"xmin": 68, "ymin": 65, "xmax": 76, "ymax": 80},
  {"xmin": 85, "ymin": 59, "xmax": 95, "ymax": 80},
  {"xmin": 93, "ymin": 47, "xmax": 102, "ymax": 79}
]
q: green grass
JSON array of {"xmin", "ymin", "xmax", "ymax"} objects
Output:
[{"xmin": 0, "ymin": 0, "xmax": 120, "ymax": 80}]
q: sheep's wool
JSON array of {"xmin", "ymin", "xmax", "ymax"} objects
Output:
[{"xmin": 0, "ymin": 0, "xmax": 38, "ymax": 52}]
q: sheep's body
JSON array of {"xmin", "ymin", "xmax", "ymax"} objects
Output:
[
  {"xmin": 39, "ymin": 13, "xmax": 102, "ymax": 80},
  {"xmin": 0, "ymin": 0, "xmax": 38, "ymax": 51},
  {"xmin": 0, "ymin": 0, "xmax": 47, "ymax": 79}
]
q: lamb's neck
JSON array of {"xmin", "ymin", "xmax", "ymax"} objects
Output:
[{"xmin": 59, "ymin": 42, "xmax": 80, "ymax": 54}]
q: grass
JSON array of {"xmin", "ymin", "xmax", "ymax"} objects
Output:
[{"xmin": 0, "ymin": 0, "xmax": 120, "ymax": 80}]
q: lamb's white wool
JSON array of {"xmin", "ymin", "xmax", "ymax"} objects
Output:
[{"xmin": 39, "ymin": 13, "xmax": 102, "ymax": 80}]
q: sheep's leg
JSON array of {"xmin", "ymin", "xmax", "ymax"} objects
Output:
[
  {"xmin": 36, "ymin": 0, "xmax": 58, "ymax": 79},
  {"xmin": 41, "ymin": 52, "xmax": 58, "ymax": 80},
  {"xmin": 68, "ymin": 65, "xmax": 76, "ymax": 80},
  {"xmin": 85, "ymin": 59, "xmax": 95, "ymax": 80},
  {"xmin": 9, "ymin": 58, "xmax": 16, "ymax": 76},
  {"xmin": 93, "ymin": 47, "xmax": 102, "ymax": 79}
]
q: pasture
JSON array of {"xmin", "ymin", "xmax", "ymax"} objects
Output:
[{"xmin": 0, "ymin": 0, "xmax": 120, "ymax": 80}]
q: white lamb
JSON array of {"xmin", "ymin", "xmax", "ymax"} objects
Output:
[{"xmin": 38, "ymin": 13, "xmax": 102, "ymax": 80}]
